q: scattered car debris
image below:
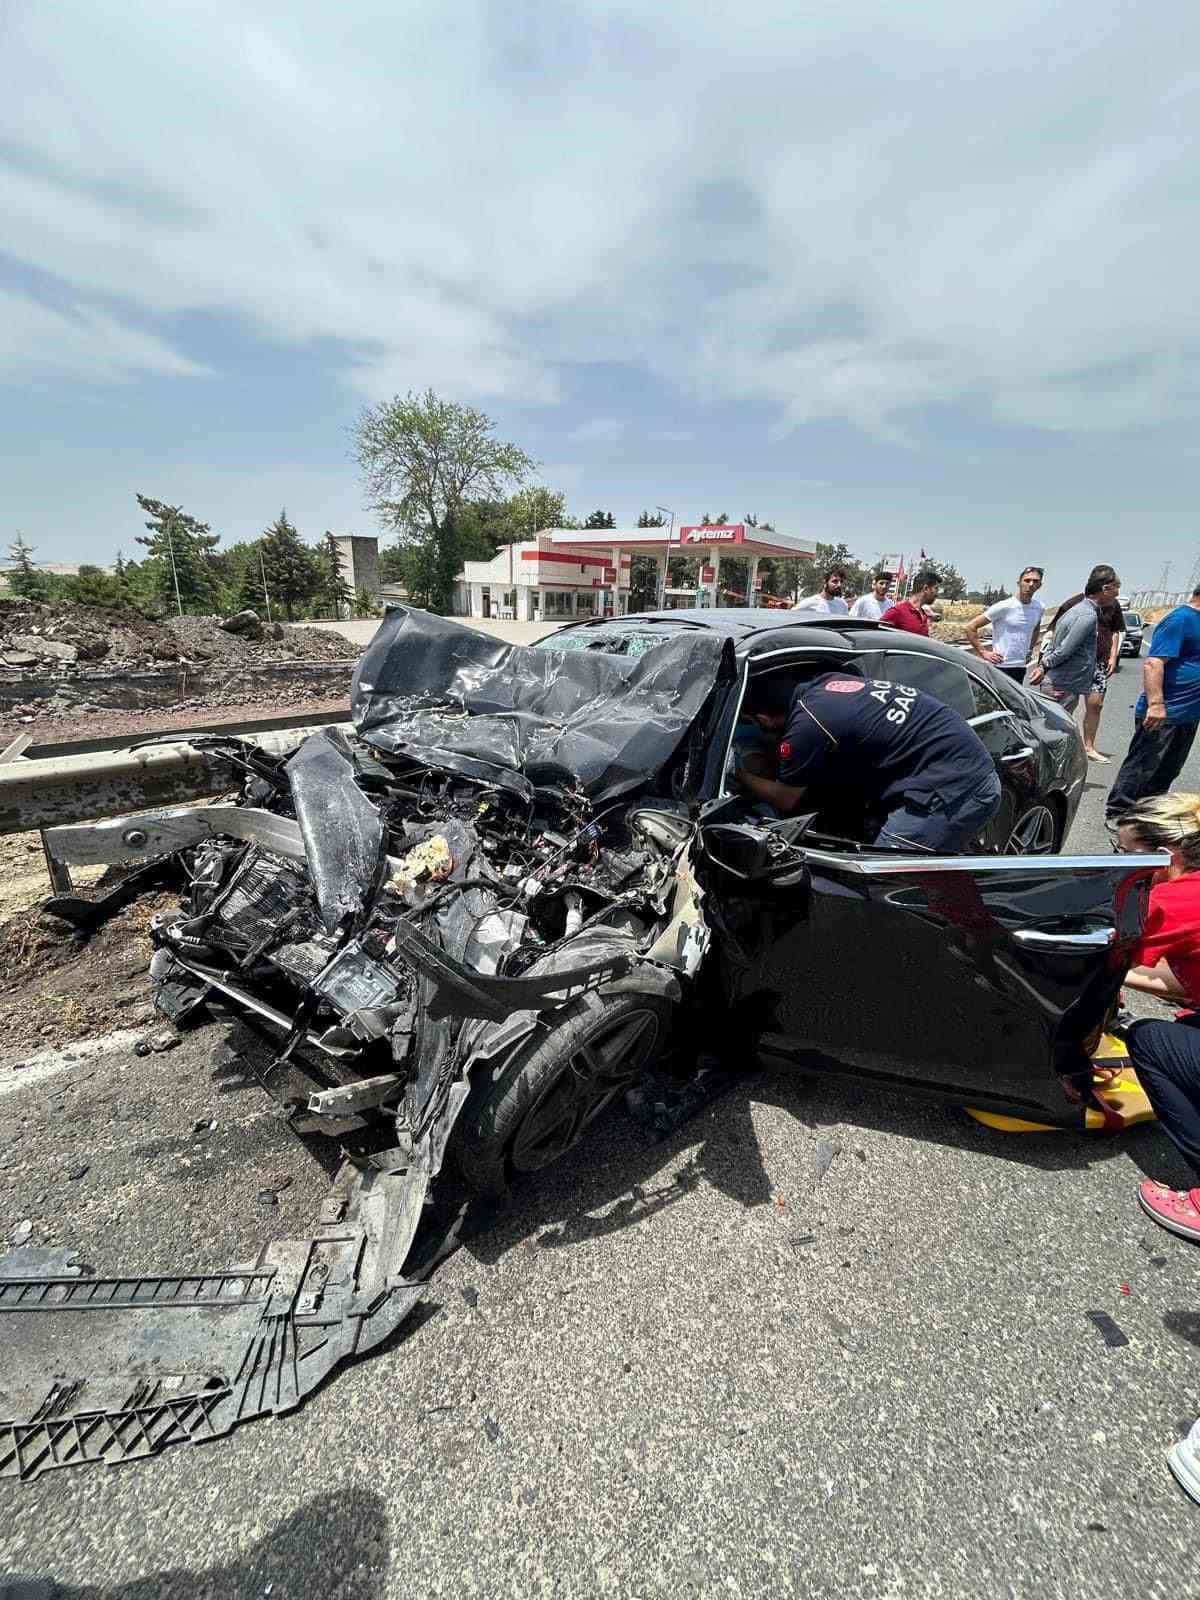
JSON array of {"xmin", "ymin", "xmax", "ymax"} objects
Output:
[
  {"xmin": 1087, "ymin": 1310, "xmax": 1131, "ymax": 1349},
  {"xmin": 461, "ymin": 1285, "xmax": 479, "ymax": 1308},
  {"xmin": 66, "ymin": 1163, "xmax": 89, "ymax": 1182},
  {"xmin": 483, "ymin": 1416, "xmax": 502, "ymax": 1444},
  {"xmin": 814, "ymin": 1139, "xmax": 842, "ymax": 1183}
]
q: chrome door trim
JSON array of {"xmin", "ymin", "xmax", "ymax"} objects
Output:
[{"xmin": 800, "ymin": 848, "xmax": 1171, "ymax": 877}]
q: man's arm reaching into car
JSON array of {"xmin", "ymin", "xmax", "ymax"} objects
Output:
[{"xmin": 735, "ymin": 764, "xmax": 808, "ymax": 814}]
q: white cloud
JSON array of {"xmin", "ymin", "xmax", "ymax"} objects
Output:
[
  {"xmin": 568, "ymin": 417, "xmax": 625, "ymax": 442},
  {"xmin": 0, "ymin": 288, "xmax": 211, "ymax": 385},
  {"xmin": 0, "ymin": 1, "xmax": 1198, "ymax": 434}
]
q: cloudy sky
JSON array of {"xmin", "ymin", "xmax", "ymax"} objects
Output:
[{"xmin": 2, "ymin": 0, "xmax": 1198, "ymax": 594}]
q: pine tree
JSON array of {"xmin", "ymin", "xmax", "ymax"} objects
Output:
[
  {"xmin": 636, "ymin": 510, "xmax": 666, "ymax": 528},
  {"xmin": 7, "ymin": 532, "xmax": 47, "ymax": 600},
  {"xmin": 583, "ymin": 509, "xmax": 616, "ymax": 529},
  {"xmin": 134, "ymin": 495, "xmax": 221, "ymax": 613},
  {"xmin": 314, "ymin": 532, "xmax": 354, "ymax": 619},
  {"xmin": 258, "ymin": 509, "xmax": 318, "ymax": 620}
]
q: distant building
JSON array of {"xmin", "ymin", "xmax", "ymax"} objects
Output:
[
  {"xmin": 331, "ymin": 535, "xmax": 380, "ymax": 601},
  {"xmin": 452, "ymin": 524, "xmax": 817, "ymax": 622}
]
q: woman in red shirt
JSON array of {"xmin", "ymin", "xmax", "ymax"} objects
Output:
[{"xmin": 1115, "ymin": 792, "xmax": 1200, "ymax": 1240}]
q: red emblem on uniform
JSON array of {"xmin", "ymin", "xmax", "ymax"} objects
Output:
[
  {"xmin": 779, "ymin": 741, "xmax": 792, "ymax": 759},
  {"xmin": 824, "ymin": 678, "xmax": 865, "ymax": 693}
]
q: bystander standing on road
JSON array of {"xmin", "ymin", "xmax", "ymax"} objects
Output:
[
  {"xmin": 963, "ymin": 567, "xmax": 1044, "ymax": 683},
  {"xmin": 792, "ymin": 566, "xmax": 849, "ymax": 615},
  {"xmin": 1028, "ymin": 567, "xmax": 1117, "ymax": 716},
  {"xmin": 850, "ymin": 572, "xmax": 893, "ymax": 621},
  {"xmin": 1041, "ymin": 571, "xmax": 1124, "ymax": 761},
  {"xmin": 880, "ymin": 570, "xmax": 941, "ymax": 636},
  {"xmin": 1105, "ymin": 585, "xmax": 1200, "ymax": 822}
]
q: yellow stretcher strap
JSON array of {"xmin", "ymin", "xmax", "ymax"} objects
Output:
[{"xmin": 965, "ymin": 1034, "xmax": 1156, "ymax": 1134}]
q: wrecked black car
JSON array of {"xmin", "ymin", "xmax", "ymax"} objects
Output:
[{"xmin": 0, "ymin": 607, "xmax": 1166, "ymax": 1479}]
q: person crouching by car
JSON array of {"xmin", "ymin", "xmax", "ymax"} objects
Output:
[
  {"xmin": 736, "ymin": 667, "xmax": 1001, "ymax": 852},
  {"xmin": 1111, "ymin": 793, "xmax": 1200, "ymax": 1242}
]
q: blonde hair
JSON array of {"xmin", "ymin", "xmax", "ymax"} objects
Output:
[{"xmin": 1115, "ymin": 792, "xmax": 1200, "ymax": 868}]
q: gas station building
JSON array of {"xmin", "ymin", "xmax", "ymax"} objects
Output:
[{"xmin": 452, "ymin": 524, "xmax": 818, "ymax": 623}]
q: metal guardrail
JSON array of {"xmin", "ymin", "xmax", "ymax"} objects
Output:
[{"xmin": 0, "ymin": 721, "xmax": 352, "ymax": 836}]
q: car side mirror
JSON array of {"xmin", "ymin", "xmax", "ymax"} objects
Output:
[{"xmin": 702, "ymin": 823, "xmax": 782, "ymax": 879}]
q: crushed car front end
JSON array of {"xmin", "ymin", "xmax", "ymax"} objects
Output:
[{"xmin": 0, "ymin": 608, "xmax": 731, "ymax": 1480}]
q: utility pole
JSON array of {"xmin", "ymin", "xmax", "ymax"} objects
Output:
[
  {"xmin": 656, "ymin": 505, "xmax": 674, "ymax": 609},
  {"xmin": 1159, "ymin": 560, "xmax": 1173, "ymax": 595},
  {"xmin": 165, "ymin": 509, "xmax": 183, "ymax": 617},
  {"xmin": 259, "ymin": 545, "xmax": 273, "ymax": 624}
]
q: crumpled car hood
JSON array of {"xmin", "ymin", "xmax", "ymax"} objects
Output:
[{"xmin": 351, "ymin": 606, "xmax": 732, "ymax": 803}]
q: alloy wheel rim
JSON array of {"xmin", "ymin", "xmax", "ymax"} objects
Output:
[
  {"xmin": 510, "ymin": 1009, "xmax": 662, "ymax": 1173},
  {"xmin": 1005, "ymin": 803, "xmax": 1057, "ymax": 855}
]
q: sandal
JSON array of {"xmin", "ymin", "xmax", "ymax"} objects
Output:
[{"xmin": 1138, "ymin": 1179, "xmax": 1200, "ymax": 1243}]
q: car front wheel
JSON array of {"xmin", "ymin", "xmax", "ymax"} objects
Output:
[{"xmin": 451, "ymin": 988, "xmax": 675, "ymax": 1194}]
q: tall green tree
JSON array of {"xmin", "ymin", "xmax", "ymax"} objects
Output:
[
  {"xmin": 314, "ymin": 531, "xmax": 354, "ymax": 618},
  {"xmin": 75, "ymin": 564, "xmax": 120, "ymax": 607},
  {"xmin": 353, "ymin": 389, "xmax": 535, "ymax": 612},
  {"xmin": 135, "ymin": 495, "xmax": 221, "ymax": 613},
  {"xmin": 584, "ymin": 508, "xmax": 616, "ymax": 529},
  {"xmin": 636, "ymin": 510, "xmax": 666, "ymax": 527},
  {"xmin": 256, "ymin": 509, "xmax": 319, "ymax": 621},
  {"xmin": 502, "ymin": 486, "xmax": 575, "ymax": 541},
  {"xmin": 7, "ymin": 531, "xmax": 47, "ymax": 600}
]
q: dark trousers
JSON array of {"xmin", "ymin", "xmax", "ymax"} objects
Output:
[
  {"xmin": 1127, "ymin": 1015, "xmax": 1200, "ymax": 1178},
  {"xmin": 1105, "ymin": 718, "xmax": 1199, "ymax": 820},
  {"xmin": 997, "ymin": 664, "xmax": 1028, "ymax": 683}
]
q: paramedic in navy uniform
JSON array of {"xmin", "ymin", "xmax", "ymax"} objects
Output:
[{"xmin": 735, "ymin": 667, "xmax": 1002, "ymax": 853}]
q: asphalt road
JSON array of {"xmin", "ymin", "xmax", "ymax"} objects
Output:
[{"xmin": 2, "ymin": 668, "xmax": 1200, "ymax": 1598}]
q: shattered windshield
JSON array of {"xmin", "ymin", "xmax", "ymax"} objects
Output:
[{"xmin": 534, "ymin": 622, "xmax": 692, "ymax": 658}]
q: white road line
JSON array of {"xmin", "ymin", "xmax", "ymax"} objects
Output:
[{"xmin": 0, "ymin": 1029, "xmax": 146, "ymax": 1097}]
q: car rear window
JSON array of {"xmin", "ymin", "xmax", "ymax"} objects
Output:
[{"xmin": 858, "ymin": 648, "xmax": 977, "ymax": 720}]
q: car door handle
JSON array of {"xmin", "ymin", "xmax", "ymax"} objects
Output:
[
  {"xmin": 999, "ymin": 746, "xmax": 1036, "ymax": 763},
  {"xmin": 1012, "ymin": 927, "xmax": 1114, "ymax": 949}
]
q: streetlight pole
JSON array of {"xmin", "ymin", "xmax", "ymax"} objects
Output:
[{"xmin": 656, "ymin": 505, "xmax": 674, "ymax": 610}]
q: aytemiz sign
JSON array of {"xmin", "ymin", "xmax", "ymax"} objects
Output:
[{"xmin": 682, "ymin": 523, "xmax": 744, "ymax": 544}]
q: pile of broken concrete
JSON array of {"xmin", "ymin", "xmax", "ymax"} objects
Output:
[{"xmin": 0, "ymin": 599, "xmax": 357, "ymax": 675}]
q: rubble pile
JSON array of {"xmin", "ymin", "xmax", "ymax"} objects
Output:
[{"xmin": 0, "ymin": 599, "xmax": 357, "ymax": 674}]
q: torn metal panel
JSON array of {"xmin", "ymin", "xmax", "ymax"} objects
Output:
[
  {"xmin": 0, "ymin": 1161, "xmax": 428, "ymax": 1483},
  {"xmin": 352, "ymin": 606, "xmax": 731, "ymax": 803},
  {"xmin": 285, "ymin": 731, "xmax": 385, "ymax": 933}
]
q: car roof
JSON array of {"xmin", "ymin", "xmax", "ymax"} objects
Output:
[{"xmin": 557, "ymin": 608, "xmax": 977, "ymax": 669}]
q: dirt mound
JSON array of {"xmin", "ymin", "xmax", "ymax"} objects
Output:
[
  {"xmin": 0, "ymin": 891, "xmax": 174, "ymax": 1058},
  {"xmin": 0, "ymin": 599, "xmax": 358, "ymax": 675}
]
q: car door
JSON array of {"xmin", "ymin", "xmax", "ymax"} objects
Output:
[
  {"xmin": 697, "ymin": 811, "xmax": 1165, "ymax": 1125},
  {"xmin": 857, "ymin": 648, "xmax": 1044, "ymax": 852}
]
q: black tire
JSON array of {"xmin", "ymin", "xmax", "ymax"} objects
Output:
[{"xmin": 451, "ymin": 989, "xmax": 674, "ymax": 1195}]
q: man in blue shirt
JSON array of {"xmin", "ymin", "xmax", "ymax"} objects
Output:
[
  {"xmin": 1106, "ymin": 586, "xmax": 1200, "ymax": 822},
  {"xmin": 735, "ymin": 668, "xmax": 1001, "ymax": 851}
]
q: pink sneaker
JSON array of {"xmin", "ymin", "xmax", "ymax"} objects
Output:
[{"xmin": 1138, "ymin": 1180, "xmax": 1200, "ymax": 1243}]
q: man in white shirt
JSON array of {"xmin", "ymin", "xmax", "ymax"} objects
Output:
[
  {"xmin": 849, "ymin": 571, "xmax": 892, "ymax": 621},
  {"xmin": 963, "ymin": 567, "xmax": 1045, "ymax": 682},
  {"xmin": 792, "ymin": 566, "xmax": 849, "ymax": 615}
]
